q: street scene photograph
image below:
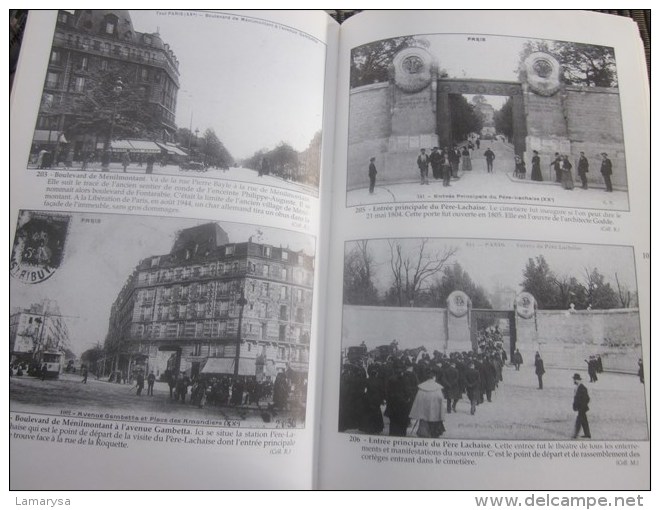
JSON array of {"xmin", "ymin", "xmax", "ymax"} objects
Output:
[
  {"xmin": 10, "ymin": 211, "xmax": 316, "ymax": 428},
  {"xmin": 25, "ymin": 10, "xmax": 324, "ymax": 196},
  {"xmin": 339, "ymin": 238, "xmax": 646, "ymax": 440},
  {"xmin": 347, "ymin": 33, "xmax": 628, "ymax": 211}
]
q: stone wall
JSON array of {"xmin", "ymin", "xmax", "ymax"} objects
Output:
[
  {"xmin": 347, "ymin": 83, "xmax": 390, "ymax": 190},
  {"xmin": 349, "ymin": 79, "xmax": 628, "ymax": 191},
  {"xmin": 343, "ymin": 305, "xmax": 642, "ymax": 373}
]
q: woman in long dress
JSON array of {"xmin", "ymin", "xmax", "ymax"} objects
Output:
[
  {"xmin": 531, "ymin": 150, "xmax": 543, "ymax": 181},
  {"xmin": 561, "ymin": 155, "xmax": 575, "ymax": 190},
  {"xmin": 461, "ymin": 146, "xmax": 472, "ymax": 171}
]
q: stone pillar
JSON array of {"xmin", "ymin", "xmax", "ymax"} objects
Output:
[
  {"xmin": 383, "ymin": 47, "xmax": 439, "ymax": 180},
  {"xmin": 522, "ymin": 52, "xmax": 570, "ymax": 179}
]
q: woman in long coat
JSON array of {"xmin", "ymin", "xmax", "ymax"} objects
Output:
[
  {"xmin": 461, "ymin": 146, "xmax": 472, "ymax": 171},
  {"xmin": 531, "ymin": 150, "xmax": 543, "ymax": 181},
  {"xmin": 561, "ymin": 155, "xmax": 575, "ymax": 190},
  {"xmin": 409, "ymin": 367, "xmax": 445, "ymax": 438}
]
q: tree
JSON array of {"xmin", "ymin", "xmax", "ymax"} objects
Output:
[
  {"xmin": 518, "ymin": 39, "xmax": 617, "ymax": 88},
  {"xmin": 80, "ymin": 345, "xmax": 105, "ymax": 373},
  {"xmin": 553, "ymin": 42, "xmax": 618, "ymax": 87},
  {"xmin": 550, "ymin": 273, "xmax": 587, "ymax": 310},
  {"xmin": 494, "ymin": 97, "xmax": 513, "ymax": 141},
  {"xmin": 351, "ymin": 36, "xmax": 426, "ymax": 88},
  {"xmin": 429, "ymin": 262, "xmax": 492, "ymax": 309},
  {"xmin": 614, "ymin": 272, "xmax": 637, "ymax": 308},
  {"xmin": 521, "ymin": 255, "xmax": 559, "ymax": 309},
  {"xmin": 58, "ymin": 64, "xmax": 164, "ymax": 142},
  {"xmin": 385, "ymin": 240, "xmax": 456, "ymax": 307},
  {"xmin": 343, "ymin": 240, "xmax": 379, "ymax": 305},
  {"xmin": 200, "ymin": 128, "xmax": 233, "ymax": 168},
  {"xmin": 582, "ymin": 268, "xmax": 619, "ymax": 309},
  {"xmin": 450, "ymin": 95, "xmax": 483, "ymax": 143}
]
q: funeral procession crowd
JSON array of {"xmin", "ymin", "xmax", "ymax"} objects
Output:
[{"xmin": 339, "ymin": 327, "xmax": 621, "ymax": 440}]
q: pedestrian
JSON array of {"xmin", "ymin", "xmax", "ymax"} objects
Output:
[
  {"xmin": 430, "ymin": 147, "xmax": 442, "ymax": 180},
  {"xmin": 441, "ymin": 148, "xmax": 452, "ymax": 187},
  {"xmin": 484, "ymin": 147, "xmax": 495, "ymax": 173},
  {"xmin": 449, "ymin": 146, "xmax": 461, "ymax": 177},
  {"xmin": 534, "ymin": 352, "xmax": 545, "ymax": 389},
  {"xmin": 385, "ymin": 358, "xmax": 418, "ymax": 436},
  {"xmin": 572, "ymin": 373, "xmax": 591, "ymax": 438},
  {"xmin": 136, "ymin": 371, "xmax": 145, "ymax": 396},
  {"xmin": 514, "ymin": 155, "xmax": 526, "ymax": 179},
  {"xmin": 40, "ymin": 363, "xmax": 48, "ymax": 381},
  {"xmin": 530, "ymin": 150, "xmax": 543, "ymax": 181},
  {"xmin": 177, "ymin": 372, "xmax": 190, "ymax": 402},
  {"xmin": 168, "ymin": 370, "xmax": 177, "ymax": 399},
  {"xmin": 550, "ymin": 152, "xmax": 562, "ymax": 182},
  {"xmin": 600, "ymin": 152, "xmax": 613, "ymax": 192},
  {"xmin": 81, "ymin": 365, "xmax": 88, "ymax": 384},
  {"xmin": 409, "ymin": 366, "xmax": 445, "ymax": 438},
  {"xmin": 121, "ymin": 151, "xmax": 131, "ymax": 173},
  {"xmin": 368, "ymin": 157, "xmax": 377, "ymax": 194},
  {"xmin": 577, "ymin": 152, "xmax": 589, "ymax": 189},
  {"xmin": 147, "ymin": 371, "xmax": 155, "ymax": 396},
  {"xmin": 416, "ymin": 148, "xmax": 430, "ymax": 185},
  {"xmin": 464, "ymin": 360, "xmax": 481, "ymax": 415},
  {"xmin": 146, "ymin": 154, "xmax": 155, "ymax": 174},
  {"xmin": 560, "ymin": 155, "xmax": 575, "ymax": 190},
  {"xmin": 476, "ymin": 138, "xmax": 480, "ymax": 149},
  {"xmin": 513, "ymin": 349, "xmax": 523, "ymax": 371},
  {"xmin": 585, "ymin": 356, "xmax": 598, "ymax": 383},
  {"xmin": 461, "ymin": 146, "xmax": 472, "ymax": 171}
]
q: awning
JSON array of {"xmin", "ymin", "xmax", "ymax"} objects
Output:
[
  {"xmin": 156, "ymin": 142, "xmax": 188, "ymax": 156},
  {"xmin": 110, "ymin": 140, "xmax": 162, "ymax": 153},
  {"xmin": 201, "ymin": 357, "xmax": 256, "ymax": 376}
]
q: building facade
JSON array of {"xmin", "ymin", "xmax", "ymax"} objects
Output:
[
  {"xmin": 34, "ymin": 10, "xmax": 179, "ymax": 160},
  {"xmin": 10, "ymin": 303, "xmax": 71, "ymax": 366},
  {"xmin": 103, "ymin": 224, "xmax": 314, "ymax": 382}
]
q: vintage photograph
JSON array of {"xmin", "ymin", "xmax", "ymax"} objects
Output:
[
  {"xmin": 26, "ymin": 10, "xmax": 324, "ymax": 196},
  {"xmin": 347, "ymin": 34, "xmax": 629, "ymax": 210},
  {"xmin": 10, "ymin": 211, "xmax": 316, "ymax": 428},
  {"xmin": 339, "ymin": 238, "xmax": 646, "ymax": 440}
]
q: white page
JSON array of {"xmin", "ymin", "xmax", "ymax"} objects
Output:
[
  {"xmin": 319, "ymin": 10, "xmax": 650, "ymax": 490},
  {"xmin": 8, "ymin": 9, "xmax": 338, "ymax": 490}
]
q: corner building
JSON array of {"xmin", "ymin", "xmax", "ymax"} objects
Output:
[
  {"xmin": 104, "ymin": 224, "xmax": 314, "ymax": 381},
  {"xmin": 36, "ymin": 10, "xmax": 179, "ymax": 155}
]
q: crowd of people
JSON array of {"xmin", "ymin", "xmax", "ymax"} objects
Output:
[
  {"xmin": 367, "ymin": 137, "xmax": 616, "ymax": 193},
  {"xmin": 339, "ymin": 329, "xmax": 510, "ymax": 438}
]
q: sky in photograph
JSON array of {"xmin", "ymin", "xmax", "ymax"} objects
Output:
[
  {"xmin": 130, "ymin": 10, "xmax": 327, "ymax": 160},
  {"xmin": 10, "ymin": 213, "xmax": 315, "ymax": 356},
  {"xmin": 347, "ymin": 238, "xmax": 638, "ymax": 303}
]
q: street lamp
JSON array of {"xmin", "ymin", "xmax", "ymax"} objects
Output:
[{"xmin": 102, "ymin": 77, "xmax": 124, "ymax": 171}]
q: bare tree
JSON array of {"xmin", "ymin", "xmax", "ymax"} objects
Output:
[
  {"xmin": 343, "ymin": 240, "xmax": 378, "ymax": 305},
  {"xmin": 614, "ymin": 272, "xmax": 633, "ymax": 308},
  {"xmin": 386, "ymin": 239, "xmax": 457, "ymax": 306}
]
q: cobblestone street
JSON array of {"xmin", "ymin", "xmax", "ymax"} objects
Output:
[{"xmin": 10, "ymin": 372, "xmax": 305, "ymax": 429}]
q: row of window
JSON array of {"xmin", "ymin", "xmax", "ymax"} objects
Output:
[
  {"xmin": 131, "ymin": 320, "xmax": 310, "ymax": 346},
  {"xmin": 139, "ymin": 261, "xmax": 312, "ymax": 286},
  {"xmin": 138, "ymin": 300, "xmax": 306, "ymax": 324}
]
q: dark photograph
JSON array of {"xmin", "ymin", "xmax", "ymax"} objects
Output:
[
  {"xmin": 10, "ymin": 211, "xmax": 316, "ymax": 428},
  {"xmin": 347, "ymin": 34, "xmax": 628, "ymax": 210},
  {"xmin": 26, "ymin": 10, "xmax": 324, "ymax": 196},
  {"xmin": 339, "ymin": 238, "xmax": 646, "ymax": 440}
]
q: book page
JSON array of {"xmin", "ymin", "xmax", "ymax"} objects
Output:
[
  {"xmin": 319, "ymin": 10, "xmax": 650, "ymax": 490},
  {"xmin": 8, "ymin": 9, "xmax": 338, "ymax": 489}
]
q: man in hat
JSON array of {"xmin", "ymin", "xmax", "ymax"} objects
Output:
[
  {"xmin": 417, "ymin": 148, "xmax": 430, "ymax": 185},
  {"xmin": 600, "ymin": 153, "xmax": 613, "ymax": 192},
  {"xmin": 572, "ymin": 373, "xmax": 591, "ymax": 439}
]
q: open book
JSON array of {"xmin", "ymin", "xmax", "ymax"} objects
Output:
[{"xmin": 9, "ymin": 10, "xmax": 650, "ymax": 490}]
